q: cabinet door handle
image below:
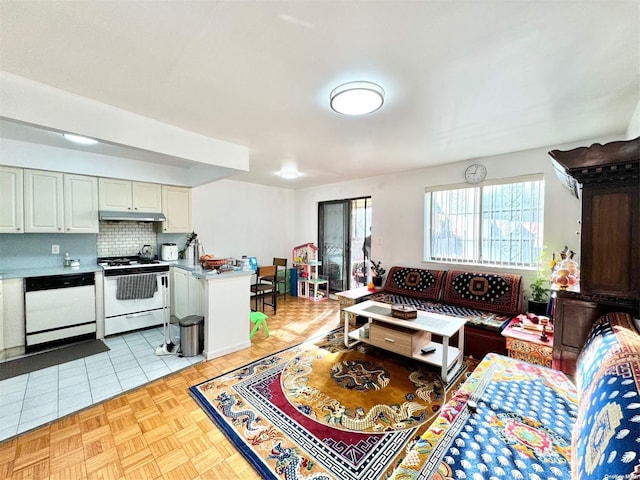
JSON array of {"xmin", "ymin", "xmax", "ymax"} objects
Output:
[{"xmin": 383, "ymin": 337, "xmax": 395, "ymax": 343}]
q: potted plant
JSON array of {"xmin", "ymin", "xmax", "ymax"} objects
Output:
[
  {"xmin": 179, "ymin": 231, "xmax": 198, "ymax": 259},
  {"xmin": 528, "ymin": 269, "xmax": 551, "ymax": 315},
  {"xmin": 370, "ymin": 260, "xmax": 386, "ymax": 287}
]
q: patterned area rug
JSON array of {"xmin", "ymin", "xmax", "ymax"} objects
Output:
[{"xmin": 190, "ymin": 329, "xmax": 471, "ymax": 479}]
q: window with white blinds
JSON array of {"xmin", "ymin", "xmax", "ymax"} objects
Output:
[{"xmin": 424, "ymin": 176, "xmax": 544, "ymax": 268}]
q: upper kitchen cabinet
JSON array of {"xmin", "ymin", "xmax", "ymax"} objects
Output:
[
  {"xmin": 0, "ymin": 166, "xmax": 24, "ymax": 233},
  {"xmin": 98, "ymin": 178, "xmax": 162, "ymax": 213},
  {"xmin": 161, "ymin": 185, "xmax": 192, "ymax": 233},
  {"xmin": 133, "ymin": 182, "xmax": 162, "ymax": 212},
  {"xmin": 64, "ymin": 174, "xmax": 99, "ymax": 233},
  {"xmin": 24, "ymin": 169, "xmax": 64, "ymax": 233},
  {"xmin": 24, "ymin": 169, "xmax": 99, "ymax": 234}
]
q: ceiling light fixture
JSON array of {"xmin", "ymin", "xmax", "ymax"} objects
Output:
[
  {"xmin": 279, "ymin": 170, "xmax": 301, "ymax": 179},
  {"xmin": 330, "ymin": 81, "xmax": 385, "ymax": 115},
  {"xmin": 63, "ymin": 133, "xmax": 99, "ymax": 145}
]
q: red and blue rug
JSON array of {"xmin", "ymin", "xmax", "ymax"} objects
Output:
[{"xmin": 189, "ymin": 329, "xmax": 470, "ymax": 479}]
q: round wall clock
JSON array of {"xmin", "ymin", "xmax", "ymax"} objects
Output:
[{"xmin": 464, "ymin": 163, "xmax": 487, "ymax": 184}]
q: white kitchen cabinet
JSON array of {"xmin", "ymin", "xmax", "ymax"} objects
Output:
[
  {"xmin": 172, "ymin": 267, "xmax": 203, "ymax": 319},
  {"xmin": 2, "ymin": 278, "xmax": 25, "ymax": 357},
  {"xmin": 132, "ymin": 181, "xmax": 162, "ymax": 212},
  {"xmin": 0, "ymin": 280, "xmax": 4, "ymax": 360},
  {"xmin": 161, "ymin": 185, "xmax": 192, "ymax": 233},
  {"xmin": 0, "ymin": 166, "xmax": 24, "ymax": 233},
  {"xmin": 24, "ymin": 169, "xmax": 65, "ymax": 233},
  {"xmin": 98, "ymin": 178, "xmax": 131, "ymax": 211},
  {"xmin": 64, "ymin": 174, "xmax": 99, "ymax": 233},
  {"xmin": 24, "ymin": 170, "xmax": 98, "ymax": 234},
  {"xmin": 98, "ymin": 178, "xmax": 162, "ymax": 213}
]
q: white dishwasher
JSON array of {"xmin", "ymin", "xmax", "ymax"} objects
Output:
[{"xmin": 25, "ymin": 273, "xmax": 96, "ymax": 352}]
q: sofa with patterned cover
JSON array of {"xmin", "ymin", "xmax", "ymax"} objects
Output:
[
  {"xmin": 390, "ymin": 312, "xmax": 640, "ymax": 480},
  {"xmin": 370, "ymin": 266, "xmax": 524, "ymax": 359}
]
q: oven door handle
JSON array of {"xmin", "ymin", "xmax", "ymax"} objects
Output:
[{"xmin": 105, "ymin": 273, "xmax": 167, "ymax": 281}]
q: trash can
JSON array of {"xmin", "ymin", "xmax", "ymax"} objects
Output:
[{"xmin": 179, "ymin": 315, "xmax": 204, "ymax": 357}]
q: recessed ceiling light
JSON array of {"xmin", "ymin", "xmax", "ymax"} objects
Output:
[
  {"xmin": 279, "ymin": 170, "xmax": 301, "ymax": 179},
  {"xmin": 63, "ymin": 133, "xmax": 99, "ymax": 145},
  {"xmin": 330, "ymin": 81, "xmax": 385, "ymax": 115}
]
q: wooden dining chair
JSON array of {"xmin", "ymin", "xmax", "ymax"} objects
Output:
[
  {"xmin": 272, "ymin": 257, "xmax": 288, "ymax": 300},
  {"xmin": 250, "ymin": 265, "xmax": 278, "ymax": 313}
]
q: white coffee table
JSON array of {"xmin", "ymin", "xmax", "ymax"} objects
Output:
[{"xmin": 343, "ymin": 300, "xmax": 466, "ymax": 382}]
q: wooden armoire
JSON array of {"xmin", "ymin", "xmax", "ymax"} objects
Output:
[{"xmin": 549, "ymin": 137, "xmax": 640, "ymax": 375}]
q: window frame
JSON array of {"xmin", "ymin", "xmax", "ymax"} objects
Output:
[{"xmin": 423, "ymin": 174, "xmax": 544, "ymax": 269}]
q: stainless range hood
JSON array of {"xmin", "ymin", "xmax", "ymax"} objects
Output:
[{"xmin": 99, "ymin": 211, "xmax": 166, "ymax": 222}]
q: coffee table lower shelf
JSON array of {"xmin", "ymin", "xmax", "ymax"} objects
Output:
[{"xmin": 347, "ymin": 327, "xmax": 463, "ymax": 382}]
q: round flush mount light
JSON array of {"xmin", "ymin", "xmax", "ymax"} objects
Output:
[
  {"xmin": 330, "ymin": 81, "xmax": 385, "ymax": 115},
  {"xmin": 279, "ymin": 170, "xmax": 301, "ymax": 179},
  {"xmin": 63, "ymin": 133, "xmax": 99, "ymax": 145}
]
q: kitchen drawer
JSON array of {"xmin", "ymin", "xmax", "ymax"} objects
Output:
[{"xmin": 369, "ymin": 321, "xmax": 431, "ymax": 356}]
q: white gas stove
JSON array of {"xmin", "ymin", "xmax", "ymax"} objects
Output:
[{"xmin": 98, "ymin": 255, "xmax": 171, "ymax": 335}]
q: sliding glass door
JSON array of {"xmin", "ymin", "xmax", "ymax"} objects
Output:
[{"xmin": 318, "ymin": 197, "xmax": 371, "ymax": 293}]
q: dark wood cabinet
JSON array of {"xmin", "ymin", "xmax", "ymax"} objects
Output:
[
  {"xmin": 549, "ymin": 137, "xmax": 640, "ymax": 375},
  {"xmin": 581, "ymin": 184, "xmax": 639, "ymax": 298},
  {"xmin": 551, "ymin": 292, "xmax": 634, "ymax": 375}
]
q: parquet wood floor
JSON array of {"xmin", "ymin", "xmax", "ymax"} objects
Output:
[{"xmin": 0, "ymin": 296, "xmax": 342, "ymax": 480}]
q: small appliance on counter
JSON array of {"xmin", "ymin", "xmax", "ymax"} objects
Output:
[
  {"xmin": 63, "ymin": 253, "xmax": 80, "ymax": 268},
  {"xmin": 139, "ymin": 245, "xmax": 155, "ymax": 261},
  {"xmin": 161, "ymin": 243, "xmax": 179, "ymax": 261}
]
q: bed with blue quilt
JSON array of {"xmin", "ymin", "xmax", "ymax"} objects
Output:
[{"xmin": 391, "ymin": 311, "xmax": 640, "ymax": 480}]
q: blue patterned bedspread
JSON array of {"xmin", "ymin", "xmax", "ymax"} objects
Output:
[
  {"xmin": 391, "ymin": 353, "xmax": 578, "ymax": 479},
  {"xmin": 572, "ymin": 312, "xmax": 640, "ymax": 480},
  {"xmin": 392, "ymin": 312, "xmax": 640, "ymax": 480}
]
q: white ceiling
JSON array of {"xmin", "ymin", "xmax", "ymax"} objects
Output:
[{"xmin": 1, "ymin": 1, "xmax": 638, "ymax": 189}]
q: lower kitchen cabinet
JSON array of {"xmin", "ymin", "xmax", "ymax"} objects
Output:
[
  {"xmin": 0, "ymin": 280, "xmax": 4, "ymax": 359},
  {"xmin": 172, "ymin": 267, "xmax": 203, "ymax": 319},
  {"xmin": 1, "ymin": 278, "xmax": 25, "ymax": 358}
]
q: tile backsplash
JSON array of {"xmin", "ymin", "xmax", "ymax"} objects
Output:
[
  {"xmin": 97, "ymin": 221, "xmax": 158, "ymax": 257},
  {"xmin": 0, "ymin": 223, "xmax": 188, "ymax": 270}
]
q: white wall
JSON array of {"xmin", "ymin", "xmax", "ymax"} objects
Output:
[
  {"xmin": 192, "ymin": 179, "xmax": 295, "ymax": 265},
  {"xmin": 1, "ymin": 71, "xmax": 249, "ymax": 175},
  {"xmin": 294, "ymin": 136, "xmax": 621, "ymax": 288},
  {"xmin": 0, "ymin": 138, "xmax": 193, "ymax": 185},
  {"xmin": 627, "ymin": 99, "xmax": 640, "ymax": 139}
]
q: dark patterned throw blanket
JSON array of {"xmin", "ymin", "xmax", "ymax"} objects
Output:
[{"xmin": 372, "ymin": 268, "xmax": 522, "ymax": 331}]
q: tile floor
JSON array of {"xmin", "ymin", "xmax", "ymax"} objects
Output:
[{"xmin": 0, "ymin": 326, "xmax": 204, "ymax": 443}]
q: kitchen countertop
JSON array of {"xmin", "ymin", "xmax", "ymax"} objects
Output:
[
  {"xmin": 0, "ymin": 264, "xmax": 103, "ymax": 280},
  {"xmin": 0, "ymin": 259, "xmax": 254, "ymax": 281},
  {"xmin": 167, "ymin": 259, "xmax": 254, "ymax": 280}
]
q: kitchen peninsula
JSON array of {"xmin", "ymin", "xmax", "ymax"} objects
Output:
[
  {"xmin": 169, "ymin": 260, "xmax": 253, "ymax": 360},
  {"xmin": 0, "ymin": 259, "xmax": 254, "ymax": 362}
]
